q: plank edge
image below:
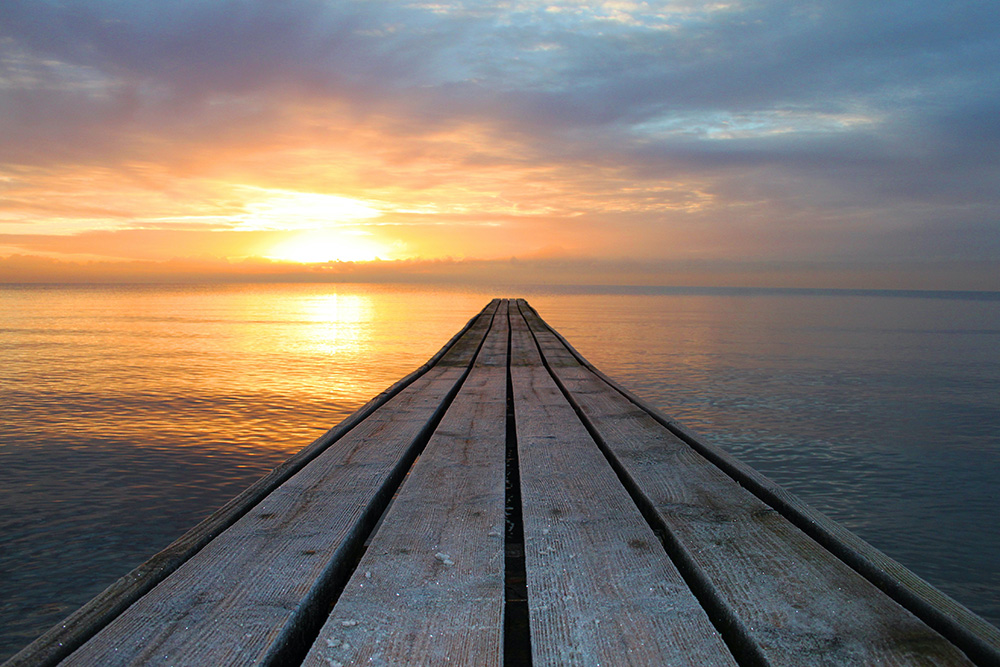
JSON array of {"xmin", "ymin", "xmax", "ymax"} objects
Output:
[
  {"xmin": 517, "ymin": 298, "xmax": 1000, "ymax": 666},
  {"xmin": 3, "ymin": 299, "xmax": 500, "ymax": 667}
]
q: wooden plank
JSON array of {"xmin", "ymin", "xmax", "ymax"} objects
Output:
[
  {"xmin": 668, "ymin": 415, "xmax": 1000, "ymax": 667},
  {"xmin": 522, "ymin": 297, "xmax": 1000, "ymax": 665},
  {"xmin": 58, "ymin": 301, "xmax": 500, "ymax": 667},
  {"xmin": 518, "ymin": 300, "xmax": 981, "ymax": 665},
  {"xmin": 301, "ymin": 301, "xmax": 509, "ymax": 666},
  {"xmin": 4, "ymin": 301, "xmax": 500, "ymax": 667},
  {"xmin": 522, "ymin": 297, "xmax": 1000, "ymax": 662},
  {"xmin": 508, "ymin": 306, "xmax": 737, "ymax": 666}
]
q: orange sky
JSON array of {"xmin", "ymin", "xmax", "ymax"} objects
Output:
[{"xmin": 2, "ymin": 1, "xmax": 999, "ymax": 288}]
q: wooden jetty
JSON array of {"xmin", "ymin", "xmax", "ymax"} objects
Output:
[{"xmin": 8, "ymin": 299, "xmax": 1000, "ymax": 666}]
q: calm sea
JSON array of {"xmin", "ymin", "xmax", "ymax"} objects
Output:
[{"xmin": 2, "ymin": 283, "xmax": 999, "ymax": 658}]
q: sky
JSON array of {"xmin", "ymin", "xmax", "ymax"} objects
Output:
[{"xmin": 1, "ymin": 0, "xmax": 998, "ymax": 288}]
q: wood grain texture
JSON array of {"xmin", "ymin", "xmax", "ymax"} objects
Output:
[
  {"xmin": 521, "ymin": 297, "xmax": 1000, "ymax": 666},
  {"xmin": 301, "ymin": 301, "xmax": 510, "ymax": 667},
  {"xmin": 519, "ymin": 300, "xmax": 980, "ymax": 666},
  {"xmin": 508, "ymin": 306, "xmax": 737, "ymax": 667},
  {"xmin": 20, "ymin": 298, "xmax": 997, "ymax": 667},
  {"xmin": 521, "ymin": 297, "xmax": 1000, "ymax": 663},
  {"xmin": 56, "ymin": 302, "xmax": 499, "ymax": 667},
  {"xmin": 4, "ymin": 302, "xmax": 500, "ymax": 667}
]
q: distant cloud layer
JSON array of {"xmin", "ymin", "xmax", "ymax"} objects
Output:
[{"xmin": 2, "ymin": 0, "xmax": 999, "ymax": 286}]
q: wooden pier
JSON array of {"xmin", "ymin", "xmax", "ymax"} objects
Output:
[{"xmin": 8, "ymin": 299, "xmax": 1000, "ymax": 666}]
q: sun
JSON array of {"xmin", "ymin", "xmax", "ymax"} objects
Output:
[
  {"xmin": 241, "ymin": 189, "xmax": 382, "ymax": 229},
  {"xmin": 267, "ymin": 229, "xmax": 388, "ymax": 263},
  {"xmin": 237, "ymin": 188, "xmax": 391, "ymax": 263}
]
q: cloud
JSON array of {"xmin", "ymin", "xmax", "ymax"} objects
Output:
[
  {"xmin": 2, "ymin": 0, "xmax": 999, "ymax": 285},
  {"xmin": 3, "ymin": 252, "xmax": 998, "ymax": 292}
]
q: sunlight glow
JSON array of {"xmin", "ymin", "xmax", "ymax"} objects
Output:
[
  {"xmin": 240, "ymin": 188, "xmax": 381, "ymax": 231},
  {"xmin": 266, "ymin": 229, "xmax": 389, "ymax": 263}
]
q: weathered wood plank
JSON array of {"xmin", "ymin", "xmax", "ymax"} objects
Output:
[
  {"xmin": 4, "ymin": 302, "xmax": 500, "ymax": 667},
  {"xmin": 301, "ymin": 301, "xmax": 509, "ymax": 667},
  {"xmin": 14, "ymin": 297, "xmax": 998, "ymax": 667},
  {"xmin": 518, "ymin": 299, "xmax": 983, "ymax": 666},
  {"xmin": 508, "ymin": 306, "xmax": 737, "ymax": 666},
  {"xmin": 57, "ymin": 301, "xmax": 500, "ymax": 667}
]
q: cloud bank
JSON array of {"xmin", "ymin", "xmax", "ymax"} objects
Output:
[{"xmin": 2, "ymin": 0, "xmax": 999, "ymax": 286}]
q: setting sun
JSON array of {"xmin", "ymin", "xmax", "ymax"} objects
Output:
[
  {"xmin": 266, "ymin": 229, "xmax": 390, "ymax": 263},
  {"xmin": 240, "ymin": 189, "xmax": 382, "ymax": 231},
  {"xmin": 243, "ymin": 189, "xmax": 393, "ymax": 263}
]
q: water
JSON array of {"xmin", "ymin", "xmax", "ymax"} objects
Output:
[{"xmin": 2, "ymin": 283, "xmax": 999, "ymax": 658}]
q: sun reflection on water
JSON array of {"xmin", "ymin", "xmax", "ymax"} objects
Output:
[
  {"xmin": 3, "ymin": 285, "xmax": 1000, "ymax": 660},
  {"xmin": 299, "ymin": 292, "xmax": 373, "ymax": 356}
]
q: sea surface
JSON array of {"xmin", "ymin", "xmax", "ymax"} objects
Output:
[{"xmin": 2, "ymin": 282, "xmax": 999, "ymax": 659}]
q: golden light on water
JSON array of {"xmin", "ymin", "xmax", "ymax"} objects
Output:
[{"xmin": 298, "ymin": 292, "xmax": 373, "ymax": 357}]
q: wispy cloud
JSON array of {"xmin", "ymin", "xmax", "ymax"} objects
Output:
[{"xmin": 1, "ymin": 0, "xmax": 999, "ymax": 285}]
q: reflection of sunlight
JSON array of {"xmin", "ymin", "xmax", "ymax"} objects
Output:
[
  {"xmin": 302, "ymin": 293, "xmax": 371, "ymax": 325},
  {"xmin": 299, "ymin": 293, "xmax": 374, "ymax": 360},
  {"xmin": 267, "ymin": 229, "xmax": 388, "ymax": 263}
]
